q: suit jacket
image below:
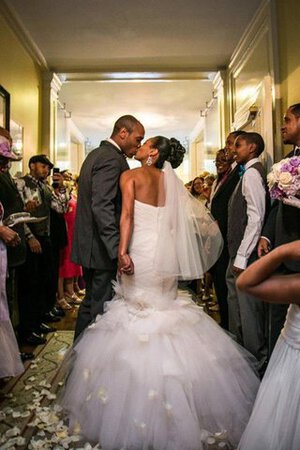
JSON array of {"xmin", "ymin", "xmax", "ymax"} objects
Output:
[
  {"xmin": 0, "ymin": 172, "xmax": 26, "ymax": 267},
  {"xmin": 262, "ymin": 148, "xmax": 300, "ymax": 272},
  {"xmin": 210, "ymin": 166, "xmax": 240, "ymax": 244},
  {"xmin": 71, "ymin": 141, "xmax": 129, "ymax": 270}
]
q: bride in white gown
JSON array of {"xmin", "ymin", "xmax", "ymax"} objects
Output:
[{"xmin": 61, "ymin": 136, "xmax": 259, "ymax": 449}]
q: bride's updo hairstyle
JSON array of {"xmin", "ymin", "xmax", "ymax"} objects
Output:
[{"xmin": 152, "ymin": 136, "xmax": 186, "ymax": 169}]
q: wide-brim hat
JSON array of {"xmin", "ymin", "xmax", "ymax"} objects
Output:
[
  {"xmin": 0, "ymin": 136, "xmax": 22, "ymax": 161},
  {"xmin": 28, "ymin": 154, "xmax": 54, "ymax": 169}
]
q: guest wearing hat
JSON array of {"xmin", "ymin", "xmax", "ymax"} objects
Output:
[
  {"xmin": 0, "ymin": 128, "xmax": 35, "ymax": 362},
  {"xmin": 0, "ymin": 132, "xmax": 24, "ymax": 377},
  {"xmin": 15, "ymin": 155, "xmax": 69, "ymax": 345}
]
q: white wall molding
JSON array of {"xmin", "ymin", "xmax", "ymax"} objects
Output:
[
  {"xmin": 227, "ymin": 0, "xmax": 279, "ymax": 166},
  {"xmin": 229, "ymin": 0, "xmax": 270, "ymax": 73}
]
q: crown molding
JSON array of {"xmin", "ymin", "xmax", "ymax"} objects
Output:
[
  {"xmin": 0, "ymin": 0, "xmax": 48, "ymax": 70},
  {"xmin": 57, "ymin": 71, "xmax": 216, "ymax": 83}
]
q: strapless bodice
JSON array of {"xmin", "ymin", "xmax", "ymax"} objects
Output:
[{"xmin": 281, "ymin": 304, "xmax": 300, "ymax": 348}]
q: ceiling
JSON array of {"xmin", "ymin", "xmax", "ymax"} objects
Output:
[{"xmin": 5, "ymin": 0, "xmax": 264, "ymax": 147}]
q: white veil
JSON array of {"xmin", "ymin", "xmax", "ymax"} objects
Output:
[{"xmin": 154, "ymin": 161, "xmax": 223, "ymax": 280}]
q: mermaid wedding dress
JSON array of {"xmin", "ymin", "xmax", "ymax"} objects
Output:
[{"xmin": 62, "ymin": 187, "xmax": 259, "ymax": 449}]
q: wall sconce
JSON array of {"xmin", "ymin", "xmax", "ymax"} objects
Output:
[{"xmin": 248, "ymin": 104, "xmax": 259, "ymax": 122}]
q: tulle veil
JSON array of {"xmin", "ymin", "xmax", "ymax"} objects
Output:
[{"xmin": 153, "ymin": 161, "xmax": 223, "ymax": 280}]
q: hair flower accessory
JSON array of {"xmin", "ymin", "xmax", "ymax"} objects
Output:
[{"xmin": 267, "ymin": 156, "xmax": 300, "ymax": 208}]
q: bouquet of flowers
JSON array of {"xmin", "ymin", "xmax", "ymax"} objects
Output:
[{"xmin": 267, "ymin": 156, "xmax": 300, "ymax": 208}]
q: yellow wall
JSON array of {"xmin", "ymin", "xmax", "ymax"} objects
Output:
[
  {"xmin": 277, "ymin": 0, "xmax": 300, "ymax": 111},
  {"xmin": 0, "ymin": 14, "xmax": 42, "ymax": 172}
]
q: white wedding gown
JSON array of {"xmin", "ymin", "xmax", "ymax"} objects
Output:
[
  {"xmin": 238, "ymin": 303, "xmax": 300, "ymax": 450},
  {"xmin": 62, "ymin": 200, "xmax": 259, "ymax": 449}
]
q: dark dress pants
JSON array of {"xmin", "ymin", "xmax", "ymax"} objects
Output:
[
  {"xmin": 6, "ymin": 266, "xmax": 20, "ymax": 328},
  {"xmin": 18, "ymin": 236, "xmax": 55, "ymax": 338},
  {"xmin": 210, "ymin": 246, "xmax": 230, "ymax": 330},
  {"xmin": 74, "ymin": 267, "xmax": 116, "ymax": 341}
]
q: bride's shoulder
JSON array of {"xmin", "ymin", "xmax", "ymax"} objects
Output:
[
  {"xmin": 121, "ymin": 167, "xmax": 144, "ymax": 180},
  {"xmin": 120, "ymin": 167, "xmax": 143, "ymax": 186}
]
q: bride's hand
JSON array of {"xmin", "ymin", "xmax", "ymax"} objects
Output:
[{"xmin": 118, "ymin": 253, "xmax": 134, "ymax": 276}]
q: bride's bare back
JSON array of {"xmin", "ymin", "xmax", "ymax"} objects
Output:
[{"xmin": 134, "ymin": 166, "xmax": 165, "ymax": 206}]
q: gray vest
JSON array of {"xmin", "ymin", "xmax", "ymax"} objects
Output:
[
  {"xmin": 22, "ymin": 175, "xmax": 52, "ymax": 236},
  {"xmin": 227, "ymin": 162, "xmax": 269, "ymax": 258}
]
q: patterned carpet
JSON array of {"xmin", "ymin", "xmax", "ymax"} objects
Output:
[{"xmin": 0, "ymin": 331, "xmax": 97, "ymax": 449}]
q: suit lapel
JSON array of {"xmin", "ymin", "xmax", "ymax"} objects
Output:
[
  {"xmin": 100, "ymin": 140, "xmax": 129, "ymax": 169},
  {"xmin": 212, "ymin": 165, "xmax": 239, "ymax": 200}
]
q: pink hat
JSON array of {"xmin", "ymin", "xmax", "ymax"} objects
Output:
[{"xmin": 0, "ymin": 136, "xmax": 21, "ymax": 161}]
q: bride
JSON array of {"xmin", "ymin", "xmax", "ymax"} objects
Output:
[{"xmin": 61, "ymin": 136, "xmax": 259, "ymax": 450}]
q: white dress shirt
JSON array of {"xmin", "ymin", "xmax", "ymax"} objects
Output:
[
  {"xmin": 234, "ymin": 158, "xmax": 266, "ymax": 269},
  {"xmin": 106, "ymin": 137, "xmax": 122, "ymax": 151}
]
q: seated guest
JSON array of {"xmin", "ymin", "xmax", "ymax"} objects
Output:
[{"xmin": 226, "ymin": 132, "xmax": 270, "ymax": 374}]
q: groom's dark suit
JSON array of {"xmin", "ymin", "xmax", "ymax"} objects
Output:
[
  {"xmin": 72, "ymin": 140, "xmax": 129, "ymax": 338},
  {"xmin": 261, "ymin": 147, "xmax": 300, "ymax": 352},
  {"xmin": 210, "ymin": 165, "xmax": 240, "ymax": 329}
]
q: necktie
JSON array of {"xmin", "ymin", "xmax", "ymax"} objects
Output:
[{"xmin": 238, "ymin": 165, "xmax": 246, "ymax": 178}]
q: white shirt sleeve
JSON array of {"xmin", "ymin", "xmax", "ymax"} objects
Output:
[{"xmin": 234, "ymin": 167, "xmax": 266, "ymax": 269}]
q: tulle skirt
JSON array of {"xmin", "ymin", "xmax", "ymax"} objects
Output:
[
  {"xmin": 61, "ymin": 292, "xmax": 259, "ymax": 450},
  {"xmin": 0, "ymin": 320, "xmax": 24, "ymax": 378},
  {"xmin": 0, "ymin": 240, "xmax": 24, "ymax": 379},
  {"xmin": 238, "ymin": 334, "xmax": 300, "ymax": 450}
]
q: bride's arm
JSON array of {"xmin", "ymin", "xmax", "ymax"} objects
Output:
[
  {"xmin": 118, "ymin": 171, "xmax": 135, "ymax": 275},
  {"xmin": 236, "ymin": 241, "xmax": 300, "ymax": 304}
]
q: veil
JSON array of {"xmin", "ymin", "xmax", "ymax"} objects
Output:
[{"xmin": 153, "ymin": 161, "xmax": 223, "ymax": 280}]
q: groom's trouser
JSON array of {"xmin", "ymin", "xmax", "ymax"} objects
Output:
[
  {"xmin": 74, "ymin": 267, "xmax": 116, "ymax": 341},
  {"xmin": 226, "ymin": 257, "xmax": 268, "ymax": 372}
]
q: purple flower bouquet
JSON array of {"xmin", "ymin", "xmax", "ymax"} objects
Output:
[{"xmin": 267, "ymin": 156, "xmax": 300, "ymax": 208}]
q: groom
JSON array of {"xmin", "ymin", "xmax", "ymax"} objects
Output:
[{"xmin": 72, "ymin": 115, "xmax": 145, "ymax": 339}]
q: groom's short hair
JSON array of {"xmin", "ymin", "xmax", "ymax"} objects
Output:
[{"xmin": 111, "ymin": 115, "xmax": 142, "ymax": 136}]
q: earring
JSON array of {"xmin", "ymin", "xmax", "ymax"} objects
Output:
[{"xmin": 146, "ymin": 155, "xmax": 153, "ymax": 166}]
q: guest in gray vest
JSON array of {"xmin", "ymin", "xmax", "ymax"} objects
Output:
[
  {"xmin": 16, "ymin": 155, "xmax": 69, "ymax": 345},
  {"xmin": 258, "ymin": 103, "xmax": 300, "ymax": 354},
  {"xmin": 71, "ymin": 115, "xmax": 145, "ymax": 339},
  {"xmin": 226, "ymin": 132, "xmax": 270, "ymax": 374}
]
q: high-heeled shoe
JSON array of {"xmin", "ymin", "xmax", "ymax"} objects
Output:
[
  {"xmin": 57, "ymin": 297, "xmax": 72, "ymax": 310},
  {"xmin": 74, "ymin": 288, "xmax": 85, "ymax": 297},
  {"xmin": 64, "ymin": 292, "xmax": 82, "ymax": 305}
]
